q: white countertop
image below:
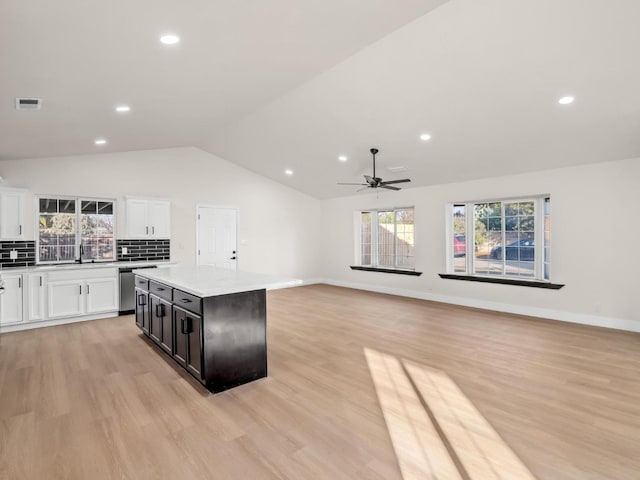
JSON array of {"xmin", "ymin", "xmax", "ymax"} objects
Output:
[
  {"xmin": 132, "ymin": 265, "xmax": 302, "ymax": 297},
  {"xmin": 0, "ymin": 260, "xmax": 174, "ymax": 274}
]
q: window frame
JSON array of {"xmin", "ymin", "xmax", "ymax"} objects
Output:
[
  {"xmin": 355, "ymin": 206, "xmax": 416, "ymax": 271},
  {"xmin": 35, "ymin": 195, "xmax": 117, "ymax": 264},
  {"xmin": 446, "ymin": 195, "xmax": 549, "ymax": 281}
]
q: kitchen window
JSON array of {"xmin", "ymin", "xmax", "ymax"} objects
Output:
[
  {"xmin": 37, "ymin": 196, "xmax": 116, "ymax": 263},
  {"xmin": 356, "ymin": 207, "xmax": 415, "ymax": 270},
  {"xmin": 448, "ymin": 196, "xmax": 550, "ymax": 281}
]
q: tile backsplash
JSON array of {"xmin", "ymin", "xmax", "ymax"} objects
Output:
[
  {"xmin": 117, "ymin": 239, "xmax": 170, "ymax": 262},
  {"xmin": 0, "ymin": 241, "xmax": 36, "ymax": 268}
]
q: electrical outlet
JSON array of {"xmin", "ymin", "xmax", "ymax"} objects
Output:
[
  {"xmin": 9, "ymin": 249, "xmax": 18, "ymax": 260},
  {"xmin": 121, "ymin": 247, "xmax": 128, "ymax": 255}
]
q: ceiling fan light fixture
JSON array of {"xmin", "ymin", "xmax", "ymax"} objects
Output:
[{"xmin": 337, "ymin": 148, "xmax": 410, "ymax": 192}]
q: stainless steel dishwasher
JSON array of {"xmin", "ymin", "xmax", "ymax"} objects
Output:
[{"xmin": 119, "ymin": 265, "xmax": 157, "ymax": 314}]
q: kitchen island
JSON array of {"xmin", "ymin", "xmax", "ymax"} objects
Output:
[{"xmin": 133, "ymin": 265, "xmax": 301, "ymax": 393}]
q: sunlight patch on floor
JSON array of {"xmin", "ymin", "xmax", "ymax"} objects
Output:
[
  {"xmin": 365, "ymin": 348, "xmax": 536, "ymax": 480},
  {"xmin": 364, "ymin": 348, "xmax": 462, "ymax": 480}
]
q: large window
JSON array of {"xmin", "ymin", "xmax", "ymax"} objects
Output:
[
  {"xmin": 358, "ymin": 207, "xmax": 415, "ymax": 270},
  {"xmin": 37, "ymin": 196, "xmax": 115, "ymax": 263},
  {"xmin": 449, "ymin": 196, "xmax": 549, "ymax": 280}
]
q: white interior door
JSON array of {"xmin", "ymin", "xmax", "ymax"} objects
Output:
[{"xmin": 197, "ymin": 207, "xmax": 237, "ymax": 270}]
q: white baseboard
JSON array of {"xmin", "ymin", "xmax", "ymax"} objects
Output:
[
  {"xmin": 319, "ymin": 278, "xmax": 640, "ymax": 333},
  {"xmin": 0, "ymin": 312, "xmax": 119, "ymax": 334}
]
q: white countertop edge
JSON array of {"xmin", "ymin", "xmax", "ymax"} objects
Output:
[{"xmin": 132, "ymin": 267, "xmax": 303, "ymax": 298}]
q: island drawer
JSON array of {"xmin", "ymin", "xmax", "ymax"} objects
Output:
[
  {"xmin": 149, "ymin": 280, "xmax": 172, "ymax": 301},
  {"xmin": 173, "ymin": 289, "xmax": 202, "ymax": 315},
  {"xmin": 135, "ymin": 276, "xmax": 149, "ymax": 290}
]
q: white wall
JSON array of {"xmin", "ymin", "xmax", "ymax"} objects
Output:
[
  {"xmin": 0, "ymin": 147, "xmax": 322, "ymax": 280},
  {"xmin": 2, "ymin": 149, "xmax": 638, "ymax": 331},
  {"xmin": 320, "ymin": 157, "xmax": 640, "ymax": 331}
]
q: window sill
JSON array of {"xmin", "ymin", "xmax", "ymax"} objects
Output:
[
  {"xmin": 438, "ymin": 273, "xmax": 564, "ymax": 289},
  {"xmin": 350, "ymin": 266, "xmax": 423, "ymax": 276}
]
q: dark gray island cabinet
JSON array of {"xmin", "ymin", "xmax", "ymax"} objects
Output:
[{"xmin": 133, "ymin": 266, "xmax": 300, "ymax": 393}]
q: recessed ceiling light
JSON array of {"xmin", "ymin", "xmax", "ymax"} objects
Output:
[
  {"xmin": 115, "ymin": 105, "xmax": 130, "ymax": 113},
  {"xmin": 419, "ymin": 133, "xmax": 432, "ymax": 141},
  {"xmin": 338, "ymin": 155, "xmax": 348, "ymax": 162},
  {"xmin": 558, "ymin": 96, "xmax": 575, "ymax": 105},
  {"xmin": 285, "ymin": 169, "xmax": 293, "ymax": 176},
  {"xmin": 94, "ymin": 139, "xmax": 107, "ymax": 146},
  {"xmin": 160, "ymin": 34, "xmax": 180, "ymax": 45}
]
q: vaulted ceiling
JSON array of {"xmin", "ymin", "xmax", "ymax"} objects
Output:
[{"xmin": 2, "ymin": 0, "xmax": 640, "ymax": 198}]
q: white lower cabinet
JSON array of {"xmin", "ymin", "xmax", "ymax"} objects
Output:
[
  {"xmin": 0, "ymin": 273, "xmax": 24, "ymax": 325},
  {"xmin": 47, "ymin": 267, "xmax": 119, "ymax": 319},
  {"xmin": 86, "ymin": 277, "xmax": 118, "ymax": 314},
  {"xmin": 27, "ymin": 273, "xmax": 47, "ymax": 321},
  {"xmin": 47, "ymin": 280, "xmax": 85, "ymax": 319}
]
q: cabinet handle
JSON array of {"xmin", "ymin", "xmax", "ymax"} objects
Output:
[
  {"xmin": 138, "ymin": 295, "xmax": 146, "ymax": 306},
  {"xmin": 87, "ymin": 284, "xmax": 90, "ymax": 295},
  {"xmin": 182, "ymin": 316, "xmax": 193, "ymax": 334},
  {"xmin": 39, "ymin": 277, "xmax": 42, "ymax": 287},
  {"xmin": 18, "ymin": 277, "xmax": 22, "ymax": 288},
  {"xmin": 156, "ymin": 287, "xmax": 164, "ymax": 291},
  {"xmin": 156, "ymin": 304, "xmax": 165, "ymax": 317},
  {"xmin": 181, "ymin": 317, "xmax": 188, "ymax": 334},
  {"xmin": 19, "ymin": 225, "xmax": 22, "ymax": 235},
  {"xmin": 152, "ymin": 226, "xmax": 155, "ymax": 235},
  {"xmin": 146, "ymin": 226, "xmax": 149, "ymax": 235},
  {"xmin": 179, "ymin": 298, "xmax": 192, "ymax": 303},
  {"xmin": 79, "ymin": 285, "xmax": 82, "ymax": 295}
]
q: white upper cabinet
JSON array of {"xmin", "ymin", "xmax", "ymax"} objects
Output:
[
  {"xmin": 148, "ymin": 201, "xmax": 171, "ymax": 238},
  {"xmin": 0, "ymin": 188, "xmax": 26, "ymax": 240},
  {"xmin": 125, "ymin": 197, "xmax": 171, "ymax": 239}
]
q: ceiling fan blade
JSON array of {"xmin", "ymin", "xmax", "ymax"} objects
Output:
[
  {"xmin": 364, "ymin": 175, "xmax": 375, "ymax": 185},
  {"xmin": 337, "ymin": 182, "xmax": 368, "ymax": 185},
  {"xmin": 379, "ymin": 178, "xmax": 411, "ymax": 185},
  {"xmin": 379, "ymin": 185, "xmax": 401, "ymax": 191}
]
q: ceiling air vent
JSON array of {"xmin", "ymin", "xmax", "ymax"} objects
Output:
[{"xmin": 15, "ymin": 98, "xmax": 42, "ymax": 110}]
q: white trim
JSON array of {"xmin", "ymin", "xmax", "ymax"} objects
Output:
[
  {"xmin": 319, "ymin": 278, "xmax": 640, "ymax": 333},
  {"xmin": 0, "ymin": 311, "xmax": 119, "ymax": 334}
]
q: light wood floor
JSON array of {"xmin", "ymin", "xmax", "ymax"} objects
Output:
[{"xmin": 1, "ymin": 284, "xmax": 639, "ymax": 479}]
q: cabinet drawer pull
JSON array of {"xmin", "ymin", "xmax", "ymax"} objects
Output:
[
  {"xmin": 79, "ymin": 285, "xmax": 82, "ymax": 295},
  {"xmin": 138, "ymin": 295, "xmax": 146, "ymax": 306},
  {"xmin": 156, "ymin": 287, "xmax": 165, "ymax": 291},
  {"xmin": 179, "ymin": 298, "xmax": 192, "ymax": 303},
  {"xmin": 156, "ymin": 304, "xmax": 165, "ymax": 317}
]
